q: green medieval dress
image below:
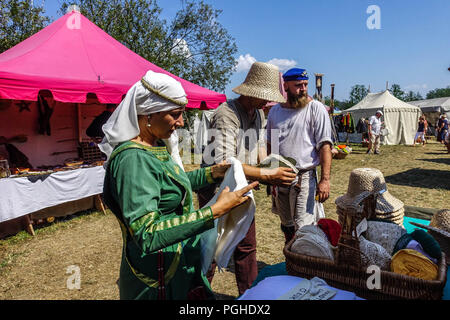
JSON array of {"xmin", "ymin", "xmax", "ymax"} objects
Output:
[{"xmin": 103, "ymin": 141, "xmax": 217, "ymax": 300}]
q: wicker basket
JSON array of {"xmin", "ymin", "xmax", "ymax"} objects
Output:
[
  {"xmin": 333, "ymin": 152, "xmax": 348, "ymax": 160},
  {"xmin": 283, "ymin": 195, "xmax": 448, "ymax": 300},
  {"xmin": 284, "ymin": 241, "xmax": 447, "ymax": 300}
]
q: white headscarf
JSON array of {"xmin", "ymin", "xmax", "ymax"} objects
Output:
[{"xmin": 98, "ymin": 70, "xmax": 187, "ymax": 161}]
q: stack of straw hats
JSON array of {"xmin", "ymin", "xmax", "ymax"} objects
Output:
[{"xmin": 335, "ymin": 168, "xmax": 404, "ymax": 226}]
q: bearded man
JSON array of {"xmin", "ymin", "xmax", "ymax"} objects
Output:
[{"xmin": 266, "ymin": 68, "xmax": 333, "ymax": 243}]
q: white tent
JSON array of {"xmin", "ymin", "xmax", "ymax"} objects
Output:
[
  {"xmin": 346, "ymin": 90, "xmax": 421, "ymax": 145},
  {"xmin": 408, "ymin": 97, "xmax": 450, "ymax": 129},
  {"xmin": 408, "ymin": 97, "xmax": 450, "ymax": 114}
]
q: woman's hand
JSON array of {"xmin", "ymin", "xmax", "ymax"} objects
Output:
[
  {"xmin": 210, "ymin": 161, "xmax": 231, "ymax": 180},
  {"xmin": 210, "ymin": 181, "xmax": 259, "ymax": 219}
]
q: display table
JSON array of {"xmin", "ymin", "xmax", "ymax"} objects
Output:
[{"xmin": 0, "ymin": 166, "xmax": 105, "ymax": 229}]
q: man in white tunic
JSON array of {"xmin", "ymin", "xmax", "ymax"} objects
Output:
[
  {"xmin": 266, "ymin": 68, "xmax": 333, "ymax": 243},
  {"xmin": 367, "ymin": 110, "xmax": 383, "ymax": 154}
]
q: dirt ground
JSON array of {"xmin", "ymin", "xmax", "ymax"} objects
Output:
[{"xmin": 0, "ymin": 141, "xmax": 449, "ymax": 300}]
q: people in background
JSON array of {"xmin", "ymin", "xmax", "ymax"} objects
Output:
[
  {"xmin": 414, "ymin": 115, "xmax": 428, "ymax": 147},
  {"xmin": 445, "ymin": 130, "xmax": 450, "ymax": 154},
  {"xmin": 367, "ymin": 110, "xmax": 383, "ymax": 154},
  {"xmin": 86, "ymin": 104, "xmax": 116, "ymax": 143},
  {"xmin": 437, "ymin": 114, "xmax": 448, "ymax": 145}
]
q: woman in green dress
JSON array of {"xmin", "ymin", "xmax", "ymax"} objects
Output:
[{"xmin": 99, "ymin": 71, "xmax": 259, "ymax": 300}]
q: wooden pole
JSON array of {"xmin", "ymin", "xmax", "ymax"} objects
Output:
[
  {"xmin": 77, "ymin": 103, "xmax": 82, "ymax": 144},
  {"xmin": 330, "ymin": 84, "xmax": 335, "ymax": 115},
  {"xmin": 25, "ymin": 215, "xmax": 35, "ymax": 236},
  {"xmin": 315, "ymin": 73, "xmax": 324, "ymax": 101},
  {"xmin": 95, "ymin": 194, "xmax": 108, "ymax": 215}
]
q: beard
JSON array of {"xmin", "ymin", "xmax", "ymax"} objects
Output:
[{"xmin": 286, "ymin": 90, "xmax": 310, "ymax": 109}]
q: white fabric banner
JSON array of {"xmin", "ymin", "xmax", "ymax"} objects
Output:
[{"xmin": 0, "ymin": 166, "xmax": 105, "ymax": 223}]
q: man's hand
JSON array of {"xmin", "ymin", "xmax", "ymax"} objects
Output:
[
  {"xmin": 317, "ymin": 142, "xmax": 332, "ymax": 203},
  {"xmin": 211, "ymin": 161, "xmax": 231, "ymax": 180},
  {"xmin": 316, "ymin": 178, "xmax": 330, "ymax": 203},
  {"xmin": 261, "ymin": 167, "xmax": 297, "ymax": 187}
]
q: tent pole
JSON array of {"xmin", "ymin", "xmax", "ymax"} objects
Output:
[{"xmin": 77, "ymin": 103, "xmax": 82, "ymax": 144}]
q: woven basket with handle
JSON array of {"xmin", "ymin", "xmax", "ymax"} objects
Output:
[{"xmin": 283, "ymin": 193, "xmax": 448, "ymax": 300}]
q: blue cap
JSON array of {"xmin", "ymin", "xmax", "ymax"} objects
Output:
[{"xmin": 282, "ymin": 68, "xmax": 309, "ymax": 81}]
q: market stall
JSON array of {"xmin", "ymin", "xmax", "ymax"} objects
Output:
[
  {"xmin": 345, "ymin": 90, "xmax": 421, "ymax": 145},
  {"xmin": 0, "ymin": 10, "xmax": 225, "ymax": 238}
]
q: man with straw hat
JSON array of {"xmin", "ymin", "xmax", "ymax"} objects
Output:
[
  {"xmin": 198, "ymin": 61, "xmax": 296, "ymax": 295},
  {"xmin": 266, "ymin": 67, "xmax": 333, "ymax": 243}
]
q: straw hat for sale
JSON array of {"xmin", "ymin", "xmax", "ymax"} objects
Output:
[
  {"xmin": 410, "ymin": 209, "xmax": 450, "ymax": 265},
  {"xmin": 335, "ymin": 168, "xmax": 404, "ymax": 215},
  {"xmin": 232, "ymin": 62, "xmax": 287, "ymax": 103}
]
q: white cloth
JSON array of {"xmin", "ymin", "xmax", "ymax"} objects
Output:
[
  {"xmin": 273, "ymin": 170, "xmax": 324, "ymax": 229},
  {"xmin": 369, "ymin": 115, "xmax": 382, "ymax": 135},
  {"xmin": 266, "ymin": 100, "xmax": 332, "ymax": 171},
  {"xmin": 0, "ymin": 166, "xmax": 105, "ymax": 223},
  {"xmin": 99, "ymin": 70, "xmax": 187, "ymax": 160},
  {"xmin": 277, "ymin": 277, "xmax": 337, "ymax": 300},
  {"xmin": 194, "ymin": 110, "xmax": 214, "ymax": 154},
  {"xmin": 163, "ymin": 130, "xmax": 184, "ymax": 171},
  {"xmin": 359, "ymin": 235, "xmax": 392, "ymax": 270},
  {"xmin": 199, "ymin": 157, "xmax": 256, "ymax": 273},
  {"xmin": 365, "ymin": 220, "xmax": 406, "ymax": 255},
  {"xmin": 238, "ymin": 275, "xmax": 363, "ymax": 300},
  {"xmin": 291, "ymin": 225, "xmax": 335, "ymax": 261}
]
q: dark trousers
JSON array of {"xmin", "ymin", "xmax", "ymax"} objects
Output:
[{"xmin": 198, "ymin": 187, "xmax": 258, "ymax": 296}]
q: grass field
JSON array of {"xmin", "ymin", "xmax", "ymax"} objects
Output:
[{"xmin": 0, "ymin": 141, "xmax": 449, "ymax": 300}]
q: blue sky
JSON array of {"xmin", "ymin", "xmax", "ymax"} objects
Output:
[{"xmin": 43, "ymin": 0, "xmax": 450, "ymax": 101}]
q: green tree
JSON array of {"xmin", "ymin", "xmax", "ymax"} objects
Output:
[
  {"xmin": 426, "ymin": 86, "xmax": 450, "ymax": 99},
  {"xmin": 348, "ymin": 84, "xmax": 368, "ymax": 106},
  {"xmin": 403, "ymin": 90, "xmax": 423, "ymax": 102},
  {"xmin": 59, "ymin": 0, "xmax": 237, "ymax": 92},
  {"xmin": 0, "ymin": 0, "xmax": 50, "ymax": 53},
  {"xmin": 324, "ymin": 96, "xmax": 351, "ymax": 111},
  {"xmin": 164, "ymin": 1, "xmax": 237, "ymax": 92},
  {"xmin": 390, "ymin": 84, "xmax": 405, "ymax": 100}
]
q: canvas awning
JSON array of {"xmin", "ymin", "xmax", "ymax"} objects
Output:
[
  {"xmin": 0, "ymin": 11, "xmax": 226, "ymax": 109},
  {"xmin": 408, "ymin": 97, "xmax": 450, "ymax": 114}
]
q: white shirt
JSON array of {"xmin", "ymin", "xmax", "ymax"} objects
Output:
[
  {"xmin": 266, "ymin": 100, "xmax": 333, "ymax": 171},
  {"xmin": 369, "ymin": 115, "xmax": 382, "ymax": 135}
]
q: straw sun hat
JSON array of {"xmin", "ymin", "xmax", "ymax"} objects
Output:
[
  {"xmin": 232, "ymin": 62, "xmax": 286, "ymax": 103},
  {"xmin": 410, "ymin": 209, "xmax": 450, "ymax": 265},
  {"xmin": 335, "ymin": 168, "xmax": 404, "ymax": 223}
]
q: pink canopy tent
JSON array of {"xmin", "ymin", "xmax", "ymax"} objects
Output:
[{"xmin": 0, "ymin": 10, "xmax": 226, "ymax": 109}]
